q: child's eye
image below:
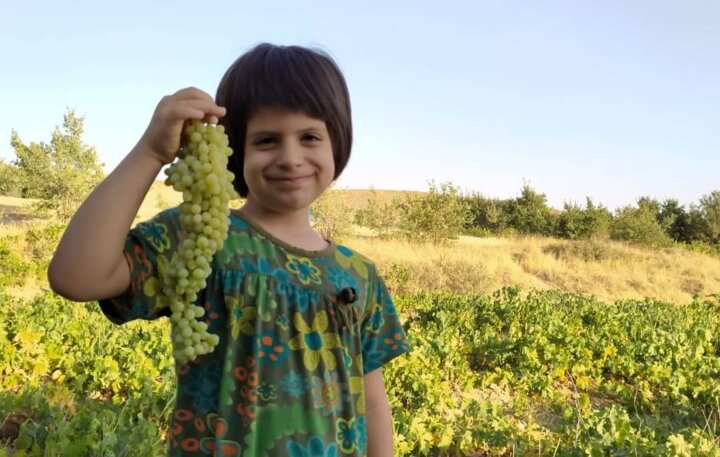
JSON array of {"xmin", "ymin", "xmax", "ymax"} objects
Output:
[
  {"xmin": 255, "ymin": 138, "xmax": 274, "ymax": 145},
  {"xmin": 303, "ymin": 135, "xmax": 321, "ymax": 142}
]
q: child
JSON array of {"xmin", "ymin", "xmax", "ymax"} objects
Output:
[{"xmin": 48, "ymin": 43, "xmax": 410, "ymax": 457}]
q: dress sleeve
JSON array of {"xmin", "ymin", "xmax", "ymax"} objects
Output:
[
  {"xmin": 360, "ymin": 272, "xmax": 410, "ymax": 374},
  {"xmin": 98, "ymin": 207, "xmax": 183, "ymax": 325}
]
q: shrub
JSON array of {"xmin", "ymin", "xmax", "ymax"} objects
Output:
[
  {"xmin": 9, "ymin": 109, "xmax": 105, "ymax": 220},
  {"xmin": 310, "ymin": 187, "xmax": 355, "ymax": 242},
  {"xmin": 395, "ymin": 181, "xmax": 470, "ymax": 245},
  {"xmin": 505, "ymin": 185, "xmax": 555, "ymax": 236},
  {"xmin": 0, "ymin": 237, "xmax": 33, "ymax": 287},
  {"xmin": 556, "ymin": 198, "xmax": 612, "ymax": 240},
  {"xmin": 354, "ymin": 188, "xmax": 399, "ymax": 239},
  {"xmin": 611, "ymin": 201, "xmax": 672, "ymax": 247},
  {"xmin": 462, "ymin": 193, "xmax": 509, "ymax": 235}
]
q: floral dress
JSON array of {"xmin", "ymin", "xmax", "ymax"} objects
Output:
[{"xmin": 99, "ymin": 207, "xmax": 410, "ymax": 457}]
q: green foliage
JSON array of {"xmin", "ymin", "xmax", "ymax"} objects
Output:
[
  {"xmin": 685, "ymin": 241, "xmax": 720, "ymax": 259},
  {"xmin": 556, "ymin": 198, "xmax": 612, "ymax": 240},
  {"xmin": 355, "ymin": 184, "xmax": 720, "ymax": 249},
  {"xmin": 0, "ymin": 237, "xmax": 33, "ymax": 287},
  {"xmin": 659, "ymin": 199, "xmax": 692, "ymax": 243},
  {"xmin": 0, "ymin": 293, "xmax": 173, "ymax": 454},
  {"xmin": 0, "ymin": 223, "xmax": 66, "ymax": 286},
  {"xmin": 0, "ymin": 158, "xmax": 22, "ymax": 197},
  {"xmin": 462, "ymin": 192, "xmax": 509, "ymax": 235},
  {"xmin": 8, "ymin": 109, "xmax": 105, "ymax": 220},
  {"xmin": 699, "ymin": 191, "xmax": 720, "ymax": 244},
  {"xmin": 310, "ymin": 187, "xmax": 356, "ymax": 242},
  {"xmin": 387, "ymin": 288, "xmax": 720, "ymax": 455},
  {"xmin": 3, "ymin": 290, "xmax": 720, "ymax": 455},
  {"xmin": 354, "ymin": 188, "xmax": 400, "ymax": 239},
  {"xmin": 1, "ymin": 386, "xmax": 164, "ymax": 457},
  {"xmin": 395, "ymin": 181, "xmax": 470, "ymax": 245},
  {"xmin": 24, "ymin": 223, "xmax": 66, "ymax": 263},
  {"xmin": 611, "ymin": 199, "xmax": 673, "ymax": 247},
  {"xmin": 505, "ymin": 185, "xmax": 556, "ymax": 236}
]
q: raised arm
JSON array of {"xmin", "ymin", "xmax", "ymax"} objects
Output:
[{"xmin": 48, "ymin": 87, "xmax": 226, "ymax": 302}]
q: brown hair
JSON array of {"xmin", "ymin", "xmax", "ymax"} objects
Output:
[{"xmin": 216, "ymin": 43, "xmax": 353, "ymax": 198}]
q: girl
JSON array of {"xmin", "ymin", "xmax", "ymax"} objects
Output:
[{"xmin": 48, "ymin": 43, "xmax": 409, "ymax": 456}]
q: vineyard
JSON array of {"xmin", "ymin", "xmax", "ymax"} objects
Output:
[
  {"xmin": 1, "ymin": 174, "xmax": 720, "ymax": 455},
  {"xmin": 1, "ymin": 286, "xmax": 719, "ymax": 455}
]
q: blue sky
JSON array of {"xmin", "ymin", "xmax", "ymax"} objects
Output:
[{"xmin": 1, "ymin": 0, "xmax": 718, "ymax": 210}]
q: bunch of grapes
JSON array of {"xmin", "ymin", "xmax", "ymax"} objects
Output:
[{"xmin": 162, "ymin": 120, "xmax": 237, "ymax": 364}]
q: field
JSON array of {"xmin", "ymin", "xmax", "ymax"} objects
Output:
[{"xmin": 1, "ymin": 184, "xmax": 720, "ymax": 456}]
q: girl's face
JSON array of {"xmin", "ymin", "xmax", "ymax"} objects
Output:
[{"xmin": 243, "ymin": 106, "xmax": 335, "ymax": 214}]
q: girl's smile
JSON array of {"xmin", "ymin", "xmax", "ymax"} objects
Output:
[{"xmin": 242, "ymin": 106, "xmax": 335, "ymax": 214}]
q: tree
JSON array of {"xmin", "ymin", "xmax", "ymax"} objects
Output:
[
  {"xmin": 396, "ymin": 181, "xmax": 470, "ymax": 245},
  {"xmin": 611, "ymin": 200, "xmax": 672, "ymax": 247},
  {"xmin": 506, "ymin": 184, "xmax": 554, "ymax": 235},
  {"xmin": 310, "ymin": 186, "xmax": 355, "ymax": 242},
  {"xmin": 9, "ymin": 109, "xmax": 105, "ymax": 219},
  {"xmin": 0, "ymin": 158, "xmax": 21, "ymax": 196},
  {"xmin": 685, "ymin": 205, "xmax": 711, "ymax": 243},
  {"xmin": 556, "ymin": 198, "xmax": 612, "ymax": 240},
  {"xmin": 354, "ymin": 187, "xmax": 400, "ymax": 239},
  {"xmin": 462, "ymin": 192, "xmax": 508, "ymax": 235},
  {"xmin": 699, "ymin": 190, "xmax": 720, "ymax": 244},
  {"xmin": 658, "ymin": 199, "xmax": 691, "ymax": 243}
]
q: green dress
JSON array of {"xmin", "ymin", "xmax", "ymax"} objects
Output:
[{"xmin": 99, "ymin": 207, "xmax": 410, "ymax": 457}]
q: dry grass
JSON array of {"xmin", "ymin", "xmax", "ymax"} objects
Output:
[
  {"xmin": 344, "ymin": 234, "xmax": 720, "ymax": 304},
  {"xmin": 2, "ymin": 184, "xmax": 719, "ymax": 304}
]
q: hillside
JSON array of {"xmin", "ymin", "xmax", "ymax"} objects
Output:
[{"xmin": 1, "ymin": 184, "xmax": 719, "ymax": 304}]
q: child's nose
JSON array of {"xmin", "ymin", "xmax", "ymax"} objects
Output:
[{"xmin": 275, "ymin": 141, "xmax": 304, "ymax": 167}]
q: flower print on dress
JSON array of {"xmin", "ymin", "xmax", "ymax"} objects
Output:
[
  {"xmin": 334, "ymin": 245, "xmax": 369, "ymax": 279},
  {"xmin": 275, "ymin": 280, "xmax": 306, "ymax": 312},
  {"xmin": 286, "ymin": 254, "xmax": 323, "ymax": 286},
  {"xmin": 287, "ymin": 436, "xmax": 338, "ymax": 457},
  {"xmin": 347, "ymin": 354, "xmax": 365, "ymax": 415},
  {"xmin": 241, "ymin": 256, "xmax": 273, "ymax": 275},
  {"xmin": 129, "ymin": 244, "xmax": 153, "ymax": 283},
  {"xmin": 335, "ymin": 416, "xmax": 366, "ymax": 454},
  {"xmin": 227, "ymin": 296, "xmax": 257, "ymax": 339},
  {"xmin": 180, "ymin": 360, "xmax": 222, "ymax": 414},
  {"xmin": 199, "ymin": 413, "xmax": 243, "ymax": 456},
  {"xmin": 383, "ymin": 330, "xmax": 410, "ymax": 357},
  {"xmin": 341, "ymin": 347, "xmax": 352, "ymax": 370},
  {"xmin": 281, "ymin": 370, "xmax": 307, "ymax": 399},
  {"xmin": 361, "ymin": 336, "xmax": 388, "ymax": 374},
  {"xmin": 248, "ymin": 276, "xmax": 279, "ymax": 321},
  {"xmin": 217, "ymin": 230, "xmax": 278, "ymax": 266},
  {"xmin": 252, "ymin": 330, "xmax": 289, "ymax": 365},
  {"xmin": 254, "ymin": 381, "xmax": 277, "ymax": 402},
  {"xmin": 288, "ymin": 311, "xmax": 342, "ymax": 371},
  {"xmin": 311, "ymin": 371, "xmax": 347, "ymax": 416},
  {"xmin": 366, "ymin": 303, "xmax": 384, "ymax": 334},
  {"xmin": 236, "ymin": 231, "xmax": 278, "ymax": 258},
  {"xmin": 276, "ymin": 313, "xmax": 290, "ymax": 330},
  {"xmin": 138, "ymin": 220, "xmax": 171, "ymax": 253},
  {"xmin": 326, "ymin": 265, "xmax": 357, "ymax": 292}
]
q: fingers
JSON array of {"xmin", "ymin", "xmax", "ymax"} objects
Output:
[
  {"xmin": 173, "ymin": 87, "xmax": 224, "ymax": 111},
  {"xmin": 173, "ymin": 86, "xmax": 211, "ymax": 100},
  {"xmin": 165, "ymin": 99, "xmax": 226, "ymax": 123}
]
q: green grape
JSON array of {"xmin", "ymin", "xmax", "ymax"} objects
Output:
[{"xmin": 161, "ymin": 120, "xmax": 237, "ymax": 364}]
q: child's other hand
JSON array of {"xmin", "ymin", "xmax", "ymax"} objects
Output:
[{"xmin": 138, "ymin": 87, "xmax": 227, "ymax": 165}]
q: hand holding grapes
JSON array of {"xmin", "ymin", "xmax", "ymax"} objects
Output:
[
  {"xmin": 140, "ymin": 87, "xmax": 237, "ymax": 364},
  {"xmin": 139, "ymin": 87, "xmax": 227, "ymax": 166},
  {"xmin": 161, "ymin": 117, "xmax": 237, "ymax": 364}
]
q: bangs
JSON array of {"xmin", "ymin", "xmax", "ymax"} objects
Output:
[{"xmin": 216, "ymin": 43, "xmax": 352, "ymax": 197}]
